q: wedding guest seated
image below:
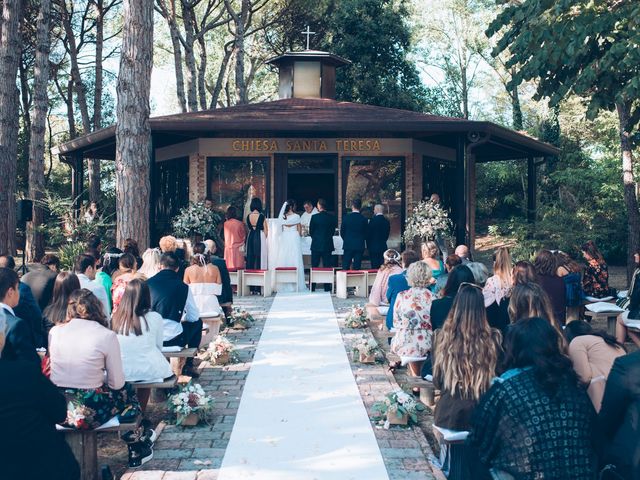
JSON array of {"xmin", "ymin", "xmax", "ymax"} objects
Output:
[
  {"xmin": 512, "ymin": 260, "xmax": 537, "ymax": 285},
  {"xmin": 74, "ymin": 253, "xmax": 111, "ymax": 316},
  {"xmin": 556, "ymin": 251, "xmax": 584, "ymax": 322},
  {"xmin": 112, "ymin": 279, "xmax": 173, "ymax": 412},
  {"xmin": 123, "ymin": 238, "xmax": 143, "ymax": 270},
  {"xmin": 138, "ymin": 248, "xmax": 162, "ymax": 279},
  {"xmin": 508, "ymin": 282, "xmax": 564, "ymax": 336},
  {"xmin": 42, "ymin": 272, "xmax": 81, "ymax": 335},
  {"xmin": 421, "ymin": 241, "xmax": 444, "ymax": 284},
  {"xmin": 0, "ymin": 312, "xmax": 80, "ymax": 480},
  {"xmin": 454, "ymin": 244, "xmax": 472, "ymax": 263},
  {"xmin": 87, "ymin": 234, "xmax": 102, "ymax": 254},
  {"xmin": 385, "ymin": 250, "xmax": 420, "ymax": 332},
  {"xmin": 41, "ymin": 253, "xmax": 61, "ymax": 273},
  {"xmin": 482, "ymin": 247, "xmax": 513, "ymax": 336},
  {"xmin": 95, "ymin": 248, "xmax": 123, "ymax": 307},
  {"xmin": 159, "ymin": 235, "xmax": 186, "ymax": 279},
  {"xmin": 206, "ymin": 240, "xmax": 233, "ymax": 319},
  {"xmin": 598, "ymin": 349, "xmax": 640, "ymax": 479},
  {"xmin": 433, "ymin": 283, "xmax": 501, "ymax": 480},
  {"xmin": 0, "ymin": 254, "xmax": 44, "ymax": 347},
  {"xmin": 366, "ymin": 249, "xmax": 402, "ymax": 320},
  {"xmin": 111, "ymin": 253, "xmax": 139, "ymax": 313},
  {"xmin": 433, "ymin": 254, "xmax": 462, "ymax": 296},
  {"xmin": 184, "ymin": 243, "xmax": 223, "ymax": 318},
  {"xmin": 147, "ymin": 252, "xmax": 202, "ymax": 377},
  {"xmin": 468, "ymin": 317, "xmax": 598, "ymax": 479},
  {"xmin": 48, "ymin": 289, "xmax": 150, "ymax": 467},
  {"xmin": 616, "ymin": 249, "xmax": 640, "ymax": 347},
  {"xmin": 535, "ymin": 249, "xmax": 567, "ymax": 325},
  {"xmin": 430, "ymin": 265, "xmax": 475, "ymax": 330},
  {"xmin": 21, "ymin": 254, "xmax": 58, "ymax": 310},
  {"xmin": 581, "ymin": 240, "xmax": 610, "ymax": 298},
  {"xmin": 564, "ymin": 320, "xmax": 625, "ymax": 412},
  {"xmin": 0, "ymin": 268, "xmax": 39, "ymax": 363},
  {"xmin": 390, "ymin": 261, "xmax": 434, "ymax": 377},
  {"xmin": 465, "ymin": 261, "xmax": 489, "ymax": 286}
]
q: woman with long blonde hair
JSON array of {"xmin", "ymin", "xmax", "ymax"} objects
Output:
[
  {"xmin": 433, "ymin": 283, "xmax": 501, "ymax": 479},
  {"xmin": 483, "ymin": 247, "xmax": 513, "ymax": 335}
]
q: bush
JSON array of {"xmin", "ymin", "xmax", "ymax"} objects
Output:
[{"xmin": 58, "ymin": 242, "xmax": 87, "ymax": 271}]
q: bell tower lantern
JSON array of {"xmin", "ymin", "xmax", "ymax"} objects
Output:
[{"xmin": 266, "ymin": 50, "xmax": 351, "ymax": 100}]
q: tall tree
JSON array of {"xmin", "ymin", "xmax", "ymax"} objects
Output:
[
  {"xmin": 487, "ymin": 0, "xmax": 640, "ymax": 278},
  {"xmin": 26, "ymin": 0, "xmax": 51, "ymax": 262},
  {"xmin": 115, "ymin": 0, "xmax": 153, "ymax": 249},
  {"xmin": 0, "ymin": 0, "xmax": 23, "ymax": 254}
]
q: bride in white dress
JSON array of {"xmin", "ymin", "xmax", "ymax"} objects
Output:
[{"xmin": 271, "ymin": 199, "xmax": 307, "ymax": 292}]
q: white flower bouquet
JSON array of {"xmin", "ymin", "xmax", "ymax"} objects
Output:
[
  {"xmin": 203, "ymin": 335, "xmax": 237, "ymax": 365},
  {"xmin": 403, "ymin": 199, "xmax": 452, "ymax": 243},
  {"xmin": 172, "ymin": 201, "xmax": 223, "ymax": 240},
  {"xmin": 167, "ymin": 382, "xmax": 214, "ymax": 425},
  {"xmin": 345, "ymin": 304, "xmax": 367, "ymax": 328},
  {"xmin": 230, "ymin": 307, "xmax": 254, "ymax": 329},
  {"xmin": 371, "ymin": 389, "xmax": 425, "ymax": 428},
  {"xmin": 351, "ymin": 335, "xmax": 381, "ymax": 363}
]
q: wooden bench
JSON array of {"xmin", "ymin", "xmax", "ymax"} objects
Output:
[
  {"xmin": 60, "ymin": 418, "xmax": 141, "ymax": 480},
  {"xmin": 404, "ymin": 375, "xmax": 438, "ymax": 408},
  {"xmin": 584, "ymin": 310, "xmax": 619, "ymax": 336},
  {"xmin": 163, "ymin": 348, "xmax": 197, "ymax": 377},
  {"xmin": 132, "ymin": 374, "xmax": 178, "ymax": 390}
]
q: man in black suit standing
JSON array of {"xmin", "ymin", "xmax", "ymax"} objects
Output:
[
  {"xmin": 367, "ymin": 204, "xmax": 391, "ymax": 269},
  {"xmin": 0, "ymin": 268, "xmax": 39, "ymax": 364},
  {"xmin": 340, "ymin": 198, "xmax": 368, "ymax": 270},
  {"xmin": 310, "ymin": 198, "xmax": 338, "ymax": 291}
]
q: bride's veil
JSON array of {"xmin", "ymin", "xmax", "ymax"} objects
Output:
[{"xmin": 266, "ymin": 201, "xmax": 288, "ymax": 273}]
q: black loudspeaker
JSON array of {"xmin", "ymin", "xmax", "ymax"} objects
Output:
[{"xmin": 16, "ymin": 199, "xmax": 33, "ymax": 224}]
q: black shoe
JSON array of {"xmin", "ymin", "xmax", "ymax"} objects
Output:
[
  {"xmin": 140, "ymin": 418, "xmax": 157, "ymax": 444},
  {"xmin": 128, "ymin": 439, "xmax": 153, "ymax": 468},
  {"xmin": 182, "ymin": 365, "xmax": 200, "ymax": 378}
]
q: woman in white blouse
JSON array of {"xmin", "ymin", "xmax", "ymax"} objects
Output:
[
  {"xmin": 111, "ymin": 279, "xmax": 172, "ymax": 410},
  {"xmin": 482, "ymin": 247, "xmax": 513, "ymax": 335}
]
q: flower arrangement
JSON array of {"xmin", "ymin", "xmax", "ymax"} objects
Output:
[
  {"xmin": 167, "ymin": 382, "xmax": 214, "ymax": 426},
  {"xmin": 230, "ymin": 307, "xmax": 254, "ymax": 329},
  {"xmin": 172, "ymin": 201, "xmax": 223, "ymax": 240},
  {"xmin": 371, "ymin": 389, "xmax": 425, "ymax": 428},
  {"xmin": 345, "ymin": 304, "xmax": 367, "ymax": 328},
  {"xmin": 203, "ymin": 335, "xmax": 237, "ymax": 365},
  {"xmin": 403, "ymin": 199, "xmax": 452, "ymax": 243},
  {"xmin": 351, "ymin": 335, "xmax": 381, "ymax": 363}
]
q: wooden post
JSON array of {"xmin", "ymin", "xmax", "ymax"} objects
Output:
[
  {"xmin": 455, "ymin": 135, "xmax": 467, "ymax": 246},
  {"xmin": 65, "ymin": 430, "xmax": 98, "ymax": 480},
  {"xmin": 149, "ymin": 135, "xmax": 156, "ymax": 245},
  {"xmin": 71, "ymin": 153, "xmax": 84, "ymax": 218},
  {"xmin": 527, "ymin": 156, "xmax": 536, "ymax": 224}
]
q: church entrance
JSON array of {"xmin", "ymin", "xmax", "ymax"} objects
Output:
[{"xmin": 274, "ymin": 154, "xmax": 338, "ymax": 214}]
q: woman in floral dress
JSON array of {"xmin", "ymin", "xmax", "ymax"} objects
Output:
[
  {"xmin": 390, "ymin": 261, "xmax": 434, "ymax": 377},
  {"xmin": 581, "ymin": 240, "xmax": 609, "ymax": 298}
]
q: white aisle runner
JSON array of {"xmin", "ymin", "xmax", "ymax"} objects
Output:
[{"xmin": 218, "ymin": 293, "xmax": 389, "ymax": 480}]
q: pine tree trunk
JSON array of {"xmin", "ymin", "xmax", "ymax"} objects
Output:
[
  {"xmin": 510, "ymin": 69, "xmax": 523, "ymax": 131},
  {"xmin": 89, "ymin": 0, "xmax": 105, "ymax": 204},
  {"xmin": 197, "ymin": 35, "xmax": 208, "ymax": 110},
  {"xmin": 169, "ymin": 17, "xmax": 187, "ymax": 112},
  {"xmin": 0, "ymin": 0, "xmax": 23, "ymax": 255},
  {"xmin": 115, "ymin": 0, "xmax": 153, "ymax": 251},
  {"xmin": 209, "ymin": 42, "xmax": 233, "ymax": 109},
  {"xmin": 26, "ymin": 0, "xmax": 50, "ymax": 262},
  {"xmin": 616, "ymin": 102, "xmax": 640, "ymax": 282},
  {"xmin": 181, "ymin": 1, "xmax": 198, "ymax": 111}
]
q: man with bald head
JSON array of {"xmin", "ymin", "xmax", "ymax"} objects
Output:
[
  {"xmin": 366, "ymin": 204, "xmax": 391, "ymax": 269},
  {"xmin": 454, "ymin": 244, "xmax": 472, "ymax": 264}
]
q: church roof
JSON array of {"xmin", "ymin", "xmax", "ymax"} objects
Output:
[{"xmin": 55, "ymin": 97, "xmax": 559, "ymax": 161}]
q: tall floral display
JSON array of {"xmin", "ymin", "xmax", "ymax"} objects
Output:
[
  {"xmin": 403, "ymin": 200, "xmax": 452, "ymax": 243},
  {"xmin": 172, "ymin": 202, "xmax": 223, "ymax": 242}
]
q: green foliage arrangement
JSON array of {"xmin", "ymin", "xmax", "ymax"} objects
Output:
[
  {"xmin": 345, "ymin": 304, "xmax": 367, "ymax": 329},
  {"xmin": 172, "ymin": 202, "xmax": 223, "ymax": 241},
  {"xmin": 58, "ymin": 242, "xmax": 88, "ymax": 271},
  {"xmin": 372, "ymin": 389, "xmax": 425, "ymax": 428}
]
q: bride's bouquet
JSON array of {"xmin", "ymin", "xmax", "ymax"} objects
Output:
[{"xmin": 403, "ymin": 199, "xmax": 452, "ymax": 243}]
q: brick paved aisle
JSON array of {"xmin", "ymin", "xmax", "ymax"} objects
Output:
[{"xmin": 122, "ymin": 295, "xmax": 442, "ymax": 480}]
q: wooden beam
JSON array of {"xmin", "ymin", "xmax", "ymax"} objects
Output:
[
  {"xmin": 527, "ymin": 156, "xmax": 537, "ymax": 224},
  {"xmin": 455, "ymin": 135, "xmax": 467, "ymax": 245},
  {"xmin": 70, "ymin": 153, "xmax": 84, "ymax": 218}
]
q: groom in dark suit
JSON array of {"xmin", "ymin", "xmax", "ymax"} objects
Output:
[
  {"xmin": 310, "ymin": 199, "xmax": 338, "ymax": 291},
  {"xmin": 367, "ymin": 204, "xmax": 391, "ymax": 269},
  {"xmin": 340, "ymin": 198, "xmax": 368, "ymax": 270}
]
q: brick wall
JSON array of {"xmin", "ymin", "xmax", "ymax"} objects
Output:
[{"xmin": 189, "ymin": 154, "xmax": 207, "ymax": 202}]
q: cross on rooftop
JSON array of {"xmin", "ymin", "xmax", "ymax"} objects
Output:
[{"xmin": 302, "ymin": 26, "xmax": 316, "ymax": 50}]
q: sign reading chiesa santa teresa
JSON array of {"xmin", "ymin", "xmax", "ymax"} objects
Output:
[{"xmin": 231, "ymin": 138, "xmax": 383, "ymax": 152}]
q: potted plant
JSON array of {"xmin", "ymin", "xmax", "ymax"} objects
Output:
[
  {"xmin": 403, "ymin": 199, "xmax": 452, "ymax": 244},
  {"xmin": 230, "ymin": 307, "xmax": 254, "ymax": 330},
  {"xmin": 372, "ymin": 389, "xmax": 425, "ymax": 428},
  {"xmin": 172, "ymin": 201, "xmax": 223, "ymax": 245},
  {"xmin": 345, "ymin": 304, "xmax": 367, "ymax": 329},
  {"xmin": 351, "ymin": 335, "xmax": 381, "ymax": 363},
  {"xmin": 203, "ymin": 335, "xmax": 237, "ymax": 365},
  {"xmin": 167, "ymin": 382, "xmax": 214, "ymax": 426}
]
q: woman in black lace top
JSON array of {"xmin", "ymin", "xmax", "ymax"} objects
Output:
[{"xmin": 468, "ymin": 317, "xmax": 598, "ymax": 480}]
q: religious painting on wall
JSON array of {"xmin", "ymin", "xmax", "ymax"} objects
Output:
[
  {"xmin": 343, "ymin": 157, "xmax": 404, "ymax": 249},
  {"xmin": 208, "ymin": 157, "xmax": 269, "ymax": 220}
]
